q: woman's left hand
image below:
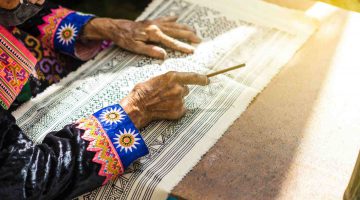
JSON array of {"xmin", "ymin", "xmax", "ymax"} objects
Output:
[{"xmin": 82, "ymin": 16, "xmax": 201, "ymax": 59}]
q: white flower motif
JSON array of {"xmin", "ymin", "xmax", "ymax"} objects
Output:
[
  {"xmin": 99, "ymin": 107, "xmax": 125, "ymax": 125},
  {"xmin": 56, "ymin": 23, "xmax": 78, "ymax": 46},
  {"xmin": 113, "ymin": 129, "xmax": 141, "ymax": 153}
]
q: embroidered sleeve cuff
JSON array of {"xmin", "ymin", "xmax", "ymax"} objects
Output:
[
  {"xmin": 53, "ymin": 11, "xmax": 96, "ymax": 58},
  {"xmin": 77, "ymin": 104, "xmax": 148, "ymax": 184}
]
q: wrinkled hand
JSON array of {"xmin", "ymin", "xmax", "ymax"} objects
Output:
[
  {"xmin": 82, "ymin": 16, "xmax": 201, "ymax": 59},
  {"xmin": 120, "ymin": 71, "xmax": 209, "ymax": 129}
]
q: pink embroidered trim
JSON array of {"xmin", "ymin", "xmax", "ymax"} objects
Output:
[
  {"xmin": 77, "ymin": 116, "xmax": 124, "ymax": 185},
  {"xmin": 38, "ymin": 7, "xmax": 73, "ymax": 49}
]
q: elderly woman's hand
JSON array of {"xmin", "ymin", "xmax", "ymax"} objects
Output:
[
  {"xmin": 120, "ymin": 71, "xmax": 209, "ymax": 129},
  {"xmin": 82, "ymin": 17, "xmax": 201, "ymax": 59}
]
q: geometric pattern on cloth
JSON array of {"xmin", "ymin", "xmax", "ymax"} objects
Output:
[
  {"xmin": 0, "ymin": 26, "xmax": 37, "ymax": 109},
  {"xmin": 13, "ymin": 0, "xmax": 318, "ymax": 199}
]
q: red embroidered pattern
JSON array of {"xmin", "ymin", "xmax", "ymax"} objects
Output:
[
  {"xmin": 38, "ymin": 7, "xmax": 73, "ymax": 49},
  {"xmin": 0, "ymin": 26, "xmax": 37, "ymax": 109},
  {"xmin": 77, "ymin": 116, "xmax": 124, "ymax": 185}
]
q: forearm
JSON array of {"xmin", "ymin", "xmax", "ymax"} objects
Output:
[
  {"xmin": 81, "ymin": 18, "xmax": 133, "ymax": 41},
  {"xmin": 0, "ymin": 102, "xmax": 148, "ymax": 199},
  {"xmin": 81, "ymin": 18, "xmax": 109, "ymax": 40}
]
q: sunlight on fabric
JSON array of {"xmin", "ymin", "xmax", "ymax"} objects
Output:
[
  {"xmin": 306, "ymin": 1, "xmax": 341, "ymax": 21},
  {"xmin": 277, "ymin": 8, "xmax": 360, "ymax": 199}
]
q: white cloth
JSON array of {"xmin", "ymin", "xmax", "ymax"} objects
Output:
[{"xmin": 13, "ymin": 0, "xmax": 317, "ymax": 199}]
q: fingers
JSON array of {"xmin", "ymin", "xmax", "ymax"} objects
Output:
[
  {"xmin": 161, "ymin": 27, "xmax": 201, "ymax": 43},
  {"xmin": 183, "ymin": 85, "xmax": 190, "ymax": 96},
  {"xmin": 150, "ymin": 31, "xmax": 195, "ymax": 54},
  {"xmin": 148, "ymin": 99, "xmax": 183, "ymax": 111},
  {"xmin": 139, "ymin": 17, "xmax": 201, "ymax": 54},
  {"xmin": 133, "ymin": 31, "xmax": 149, "ymax": 42},
  {"xmin": 156, "ymin": 16, "xmax": 178, "ymax": 22},
  {"xmin": 128, "ymin": 41, "xmax": 167, "ymax": 59},
  {"xmin": 151, "ymin": 108, "xmax": 187, "ymax": 120},
  {"xmin": 167, "ymin": 71, "xmax": 209, "ymax": 86},
  {"xmin": 176, "ymin": 72, "xmax": 209, "ymax": 86},
  {"xmin": 162, "ymin": 22, "xmax": 195, "ymax": 32},
  {"xmin": 161, "ymin": 84, "xmax": 190, "ymax": 98},
  {"xmin": 30, "ymin": 0, "xmax": 45, "ymax": 5}
]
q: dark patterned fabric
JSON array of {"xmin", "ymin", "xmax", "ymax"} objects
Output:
[
  {"xmin": 12, "ymin": 2, "xmax": 97, "ymax": 104},
  {"xmin": 0, "ymin": 1, "xmax": 147, "ymax": 199},
  {"xmin": 11, "ymin": 27, "xmax": 84, "ymax": 99},
  {"xmin": 0, "ymin": 109, "xmax": 104, "ymax": 200}
]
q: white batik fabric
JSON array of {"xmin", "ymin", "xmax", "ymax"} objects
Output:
[{"xmin": 13, "ymin": 0, "xmax": 318, "ymax": 199}]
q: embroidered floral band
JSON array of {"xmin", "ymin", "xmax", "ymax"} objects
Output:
[
  {"xmin": 0, "ymin": 26, "xmax": 37, "ymax": 109},
  {"xmin": 53, "ymin": 12, "xmax": 95, "ymax": 56},
  {"xmin": 77, "ymin": 104, "xmax": 149, "ymax": 184},
  {"xmin": 38, "ymin": 7, "xmax": 94, "ymax": 57}
]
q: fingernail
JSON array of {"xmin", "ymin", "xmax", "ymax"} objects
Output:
[
  {"xmin": 163, "ymin": 52, "xmax": 168, "ymax": 59},
  {"xmin": 193, "ymin": 36, "xmax": 202, "ymax": 43},
  {"xmin": 201, "ymin": 75, "xmax": 209, "ymax": 85},
  {"xmin": 188, "ymin": 46, "xmax": 195, "ymax": 53},
  {"xmin": 152, "ymin": 46, "xmax": 167, "ymax": 59}
]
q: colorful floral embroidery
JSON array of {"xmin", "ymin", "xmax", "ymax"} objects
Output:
[
  {"xmin": 53, "ymin": 12, "xmax": 94, "ymax": 56},
  {"xmin": 0, "ymin": 60, "xmax": 29, "ymax": 109},
  {"xmin": 0, "ymin": 26, "xmax": 36, "ymax": 109},
  {"xmin": 38, "ymin": 7, "xmax": 73, "ymax": 49},
  {"xmin": 113, "ymin": 129, "xmax": 141, "ymax": 153},
  {"xmin": 7, "ymin": 6, "xmax": 107, "ymax": 104},
  {"xmin": 11, "ymin": 27, "xmax": 85, "ymax": 90},
  {"xmin": 77, "ymin": 116, "xmax": 124, "ymax": 185},
  {"xmin": 56, "ymin": 23, "xmax": 78, "ymax": 46},
  {"xmin": 38, "ymin": 7, "xmax": 94, "ymax": 57},
  {"xmin": 78, "ymin": 104, "xmax": 148, "ymax": 183},
  {"xmin": 99, "ymin": 106, "xmax": 125, "ymax": 125}
]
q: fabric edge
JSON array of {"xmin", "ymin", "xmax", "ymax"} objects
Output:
[{"xmin": 151, "ymin": 25, "xmax": 316, "ymax": 200}]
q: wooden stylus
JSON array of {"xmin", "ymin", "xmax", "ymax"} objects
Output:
[{"xmin": 206, "ymin": 63, "xmax": 246, "ymax": 77}]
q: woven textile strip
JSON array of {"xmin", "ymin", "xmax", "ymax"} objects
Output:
[
  {"xmin": 0, "ymin": 26, "xmax": 37, "ymax": 109},
  {"xmin": 77, "ymin": 104, "xmax": 149, "ymax": 185},
  {"xmin": 77, "ymin": 116, "xmax": 125, "ymax": 185},
  {"xmin": 13, "ymin": 0, "xmax": 318, "ymax": 199}
]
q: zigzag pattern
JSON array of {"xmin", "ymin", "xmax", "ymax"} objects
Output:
[
  {"xmin": 38, "ymin": 7, "xmax": 73, "ymax": 49},
  {"xmin": 77, "ymin": 116, "xmax": 125, "ymax": 185}
]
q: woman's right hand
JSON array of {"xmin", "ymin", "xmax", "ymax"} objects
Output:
[{"xmin": 120, "ymin": 71, "xmax": 209, "ymax": 129}]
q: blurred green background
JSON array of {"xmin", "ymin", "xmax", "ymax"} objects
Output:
[{"xmin": 51, "ymin": 0, "xmax": 151, "ymax": 20}]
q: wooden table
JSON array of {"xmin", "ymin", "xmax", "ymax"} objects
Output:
[{"xmin": 171, "ymin": 1, "xmax": 360, "ymax": 199}]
